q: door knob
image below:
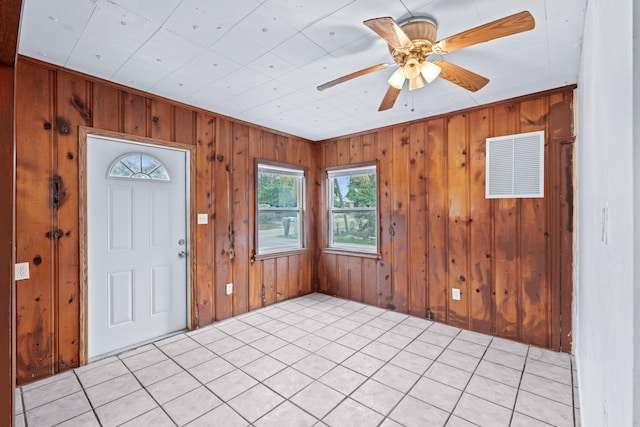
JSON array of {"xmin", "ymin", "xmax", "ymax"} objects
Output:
[{"xmin": 178, "ymin": 251, "xmax": 187, "ymax": 259}]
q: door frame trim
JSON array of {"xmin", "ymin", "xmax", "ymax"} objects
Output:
[{"xmin": 78, "ymin": 126, "xmax": 197, "ymax": 365}]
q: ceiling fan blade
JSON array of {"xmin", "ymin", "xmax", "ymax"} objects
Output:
[
  {"xmin": 433, "ymin": 11, "xmax": 535, "ymax": 54},
  {"xmin": 379, "ymin": 85, "xmax": 402, "ymax": 111},
  {"xmin": 317, "ymin": 63, "xmax": 390, "ymax": 91},
  {"xmin": 364, "ymin": 17, "xmax": 414, "ymax": 50},
  {"xmin": 433, "ymin": 60, "xmax": 489, "ymax": 92}
]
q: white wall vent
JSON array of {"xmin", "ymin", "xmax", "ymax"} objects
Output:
[{"xmin": 486, "ymin": 130, "xmax": 544, "ymax": 199}]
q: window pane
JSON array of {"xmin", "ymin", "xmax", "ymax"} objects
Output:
[
  {"xmin": 141, "ymin": 156, "xmax": 161, "ymax": 174},
  {"xmin": 258, "ymin": 171, "xmax": 299, "ymax": 208},
  {"xmin": 121, "ymin": 154, "xmax": 141, "ymax": 172},
  {"xmin": 258, "ymin": 211, "xmax": 300, "ymax": 253},
  {"xmin": 108, "ymin": 153, "xmax": 170, "ymax": 181},
  {"xmin": 149, "ymin": 167, "xmax": 170, "ymax": 181},
  {"xmin": 332, "ymin": 173, "xmax": 376, "ymax": 208},
  {"xmin": 331, "ymin": 211, "xmax": 376, "ymax": 248},
  {"xmin": 110, "ymin": 161, "xmax": 133, "ymax": 178}
]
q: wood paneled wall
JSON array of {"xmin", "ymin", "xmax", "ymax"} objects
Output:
[
  {"xmin": 14, "ymin": 56, "xmax": 574, "ymax": 385},
  {"xmin": 317, "ymin": 88, "xmax": 575, "ymax": 352},
  {"xmin": 14, "ymin": 57, "xmax": 317, "ymax": 384}
]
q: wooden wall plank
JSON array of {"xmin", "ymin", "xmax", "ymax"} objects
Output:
[
  {"xmin": 214, "ymin": 119, "xmax": 233, "ymax": 320},
  {"xmin": 317, "ymin": 253, "xmax": 328, "ymax": 294},
  {"xmin": 325, "ymin": 254, "xmax": 338, "ymax": 296},
  {"xmin": 376, "ymin": 129, "xmax": 393, "ymax": 308},
  {"xmin": 559, "ymin": 142, "xmax": 574, "ymax": 351},
  {"xmin": 91, "ymin": 82, "xmax": 120, "ymax": 131},
  {"xmin": 275, "ymin": 135, "xmax": 287, "ymax": 163},
  {"xmin": 336, "ymin": 139, "xmax": 350, "ymax": 166},
  {"xmin": 349, "ymin": 257, "xmax": 363, "ymax": 302},
  {"xmin": 15, "ymin": 62, "xmax": 55, "ymax": 383},
  {"xmin": 468, "ymin": 109, "xmax": 493, "ymax": 334},
  {"xmin": 263, "ymin": 258, "xmax": 277, "ymax": 306},
  {"xmin": 299, "ymin": 252, "xmax": 312, "ymax": 295},
  {"xmin": 447, "ymin": 114, "xmax": 470, "ymax": 328},
  {"xmin": 288, "ymin": 255, "xmax": 300, "ymax": 298},
  {"xmin": 492, "ymin": 103, "xmax": 520, "ymax": 339},
  {"xmin": 362, "ymin": 259, "xmax": 378, "ymax": 306},
  {"xmin": 122, "ymin": 92, "xmax": 147, "ymax": 137},
  {"xmin": 248, "ymin": 128, "xmax": 263, "ymax": 310},
  {"xmin": 54, "ymin": 71, "xmax": 88, "ymax": 371},
  {"xmin": 195, "ymin": 113, "xmax": 215, "ymax": 326},
  {"xmin": 408, "ymin": 122, "xmax": 427, "ymax": 318},
  {"xmin": 549, "ymin": 91, "xmax": 575, "ymax": 351},
  {"xmin": 391, "ymin": 126, "xmax": 410, "ymax": 312},
  {"xmin": 300, "ymin": 144, "xmax": 316, "ymax": 294},
  {"xmin": 150, "ymin": 99, "xmax": 172, "ymax": 141},
  {"xmin": 324, "ymin": 140, "xmax": 338, "ymax": 168},
  {"xmin": 174, "ymin": 106, "xmax": 195, "ymax": 145},
  {"xmin": 337, "ymin": 256, "xmax": 350, "ymax": 299},
  {"xmin": 426, "ymin": 119, "xmax": 448, "ymax": 322},
  {"xmin": 276, "ymin": 257, "xmax": 288, "ymax": 302},
  {"xmin": 349, "ymin": 136, "xmax": 362, "ymax": 164},
  {"xmin": 232, "ymin": 123, "xmax": 249, "ymax": 315},
  {"xmin": 519, "ymin": 97, "xmax": 549, "ymax": 347},
  {"xmin": 362, "ymin": 133, "xmax": 376, "ymax": 163}
]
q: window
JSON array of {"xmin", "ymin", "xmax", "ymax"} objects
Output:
[
  {"xmin": 108, "ymin": 152, "xmax": 170, "ymax": 181},
  {"xmin": 328, "ymin": 165, "xmax": 378, "ymax": 253},
  {"xmin": 257, "ymin": 162, "xmax": 305, "ymax": 254}
]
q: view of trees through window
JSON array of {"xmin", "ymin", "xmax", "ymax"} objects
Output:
[
  {"xmin": 257, "ymin": 163, "xmax": 303, "ymax": 254},
  {"xmin": 329, "ymin": 166, "xmax": 377, "ymax": 251}
]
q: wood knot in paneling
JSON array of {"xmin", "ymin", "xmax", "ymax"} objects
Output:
[{"xmin": 70, "ymin": 95, "xmax": 92, "ymax": 123}]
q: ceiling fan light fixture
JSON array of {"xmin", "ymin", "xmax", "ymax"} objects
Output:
[
  {"xmin": 421, "ymin": 60, "xmax": 442, "ymax": 83},
  {"xmin": 409, "ymin": 75, "xmax": 425, "ymax": 91},
  {"xmin": 388, "ymin": 66, "xmax": 406, "ymax": 89},
  {"xmin": 403, "ymin": 58, "xmax": 421, "ymax": 80}
]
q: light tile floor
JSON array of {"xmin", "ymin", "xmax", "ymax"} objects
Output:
[{"xmin": 14, "ymin": 293, "xmax": 580, "ymax": 427}]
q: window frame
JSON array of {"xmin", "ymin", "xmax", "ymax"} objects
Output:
[
  {"xmin": 326, "ymin": 162, "xmax": 380, "ymax": 256},
  {"xmin": 255, "ymin": 160, "xmax": 306, "ymax": 257}
]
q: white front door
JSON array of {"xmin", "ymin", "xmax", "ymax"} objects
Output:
[{"xmin": 87, "ymin": 135, "xmax": 188, "ymax": 359}]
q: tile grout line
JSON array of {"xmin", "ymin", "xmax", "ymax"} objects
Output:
[
  {"xmin": 72, "ymin": 369, "xmax": 104, "ymax": 427},
  {"xmin": 373, "ymin": 323, "xmax": 453, "ymax": 426},
  {"xmin": 441, "ymin": 332, "xmax": 493, "ymax": 427},
  {"xmin": 150, "ymin": 332, "xmax": 255, "ymax": 426},
  {"xmin": 507, "ymin": 344, "xmax": 531, "ymax": 426},
  {"xmin": 250, "ymin": 297, "xmax": 414, "ymax": 425},
  {"xmin": 252, "ymin": 297, "xmax": 384, "ymax": 425},
  {"xmin": 19, "ymin": 387, "xmax": 27, "ymax": 427}
]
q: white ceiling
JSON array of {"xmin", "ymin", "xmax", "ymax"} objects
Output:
[{"xmin": 18, "ymin": 0, "xmax": 586, "ymax": 141}]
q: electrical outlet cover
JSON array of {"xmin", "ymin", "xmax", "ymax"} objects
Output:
[
  {"xmin": 226, "ymin": 283, "xmax": 233, "ymax": 295},
  {"xmin": 452, "ymin": 288, "xmax": 461, "ymax": 300},
  {"xmin": 15, "ymin": 262, "xmax": 30, "ymax": 280},
  {"xmin": 197, "ymin": 213, "xmax": 209, "ymax": 225}
]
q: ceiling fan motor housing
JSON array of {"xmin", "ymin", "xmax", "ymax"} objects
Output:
[{"xmin": 389, "ymin": 18, "xmax": 438, "ymax": 64}]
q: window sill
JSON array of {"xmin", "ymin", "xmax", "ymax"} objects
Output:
[
  {"xmin": 254, "ymin": 248, "xmax": 309, "ymax": 262},
  {"xmin": 320, "ymin": 248, "xmax": 381, "ymax": 259}
]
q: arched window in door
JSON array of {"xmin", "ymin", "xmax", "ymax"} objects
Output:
[{"xmin": 107, "ymin": 152, "xmax": 170, "ymax": 181}]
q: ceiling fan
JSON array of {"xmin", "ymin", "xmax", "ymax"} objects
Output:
[{"xmin": 317, "ymin": 11, "xmax": 535, "ymax": 111}]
